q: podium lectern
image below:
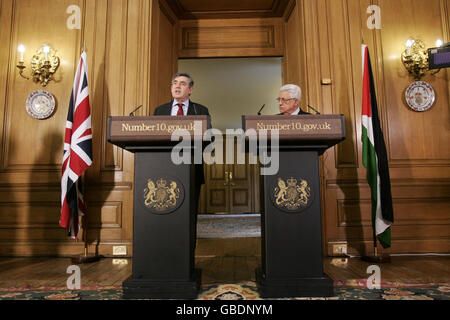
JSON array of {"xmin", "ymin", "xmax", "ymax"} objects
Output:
[
  {"xmin": 108, "ymin": 116, "xmax": 210, "ymax": 299},
  {"xmin": 243, "ymin": 115, "xmax": 346, "ymax": 298}
]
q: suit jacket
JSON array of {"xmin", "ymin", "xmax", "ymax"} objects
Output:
[
  {"xmin": 154, "ymin": 100, "xmax": 210, "ymax": 116},
  {"xmin": 277, "ymin": 108, "xmax": 310, "ymax": 115},
  {"xmin": 153, "ymin": 100, "xmax": 210, "ymax": 186}
]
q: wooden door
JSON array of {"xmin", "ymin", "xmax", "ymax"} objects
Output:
[
  {"xmin": 206, "ymin": 163, "xmax": 230, "ymax": 213},
  {"xmin": 203, "ymin": 139, "xmax": 259, "ymax": 214},
  {"xmin": 229, "ymin": 164, "xmax": 256, "ymax": 214},
  {"xmin": 205, "ymin": 163, "xmax": 257, "ymax": 214}
]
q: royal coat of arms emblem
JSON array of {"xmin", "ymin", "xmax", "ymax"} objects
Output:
[
  {"xmin": 272, "ymin": 177, "xmax": 312, "ymax": 212},
  {"xmin": 143, "ymin": 177, "xmax": 183, "ymax": 214}
]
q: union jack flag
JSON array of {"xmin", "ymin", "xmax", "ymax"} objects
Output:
[{"xmin": 60, "ymin": 51, "xmax": 92, "ymax": 239}]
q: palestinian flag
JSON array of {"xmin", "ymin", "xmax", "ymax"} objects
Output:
[{"xmin": 361, "ymin": 45, "xmax": 394, "ymax": 249}]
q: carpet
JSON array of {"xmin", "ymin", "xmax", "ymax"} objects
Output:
[
  {"xmin": 197, "ymin": 214, "xmax": 261, "ymax": 239},
  {"xmin": 0, "ymin": 281, "xmax": 448, "ymax": 300}
]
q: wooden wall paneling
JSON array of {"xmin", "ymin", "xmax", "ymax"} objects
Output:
[
  {"xmin": 84, "ymin": 0, "xmax": 156, "ymax": 255},
  {"xmin": 323, "ymin": 0, "xmax": 359, "ymax": 169},
  {"xmin": 298, "ymin": 0, "xmax": 322, "ymax": 110},
  {"xmin": 374, "ymin": 0, "xmax": 450, "ymax": 252},
  {"xmin": 100, "ymin": 0, "xmax": 128, "ymax": 171},
  {"xmin": 0, "ymin": 0, "xmax": 146, "ymax": 257},
  {"xmin": 157, "ymin": 9, "xmax": 176, "ymax": 105},
  {"xmin": 0, "ymin": 183, "xmax": 65, "ymax": 256},
  {"xmin": 0, "ymin": 0, "xmax": 86, "ymax": 256},
  {"xmin": 283, "ymin": 2, "xmax": 300, "ymax": 87},
  {"xmin": 178, "ymin": 18, "xmax": 284, "ymax": 58},
  {"xmin": 316, "ymin": 0, "xmax": 450, "ymax": 255},
  {"xmin": 85, "ymin": 0, "xmax": 109, "ymax": 174},
  {"xmin": 3, "ymin": 0, "xmax": 82, "ymax": 174},
  {"xmin": 379, "ymin": 0, "xmax": 450, "ymax": 165},
  {"xmin": 116, "ymin": 0, "xmax": 154, "ymax": 251},
  {"xmin": 326, "ymin": 181, "xmax": 450, "ymax": 255},
  {"xmin": 294, "ymin": 0, "xmax": 310, "ymax": 109},
  {"xmin": 83, "ymin": 0, "xmax": 135, "ymax": 255},
  {"xmin": 320, "ymin": 0, "xmax": 371, "ymax": 255},
  {"xmin": 442, "ymin": 0, "xmax": 450, "ymax": 104},
  {"xmin": 139, "ymin": 0, "xmax": 153, "ymax": 115},
  {"xmin": 286, "ymin": 0, "xmax": 334, "ymax": 255},
  {"xmin": 148, "ymin": 0, "xmax": 177, "ymax": 114},
  {"xmin": 165, "ymin": 0, "xmax": 291, "ymax": 19},
  {"xmin": 0, "ymin": 0, "xmax": 14, "ymax": 169},
  {"xmin": 1, "ymin": 0, "xmax": 449, "ymax": 257}
]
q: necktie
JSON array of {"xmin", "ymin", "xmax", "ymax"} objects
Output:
[{"xmin": 177, "ymin": 103, "xmax": 184, "ymax": 116}]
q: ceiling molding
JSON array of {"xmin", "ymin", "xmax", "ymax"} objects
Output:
[{"xmin": 163, "ymin": 0, "xmax": 292, "ymax": 20}]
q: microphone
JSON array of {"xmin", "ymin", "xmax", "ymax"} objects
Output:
[
  {"xmin": 307, "ymin": 105, "xmax": 321, "ymax": 115},
  {"xmin": 257, "ymin": 104, "xmax": 266, "ymax": 115},
  {"xmin": 129, "ymin": 105, "xmax": 143, "ymax": 116},
  {"xmin": 192, "ymin": 103, "xmax": 198, "ymax": 115}
]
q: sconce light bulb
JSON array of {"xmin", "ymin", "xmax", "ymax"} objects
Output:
[
  {"xmin": 42, "ymin": 45, "xmax": 50, "ymax": 61},
  {"xmin": 17, "ymin": 44, "xmax": 25, "ymax": 63},
  {"xmin": 436, "ymin": 39, "xmax": 443, "ymax": 47},
  {"xmin": 406, "ymin": 39, "xmax": 414, "ymax": 48}
]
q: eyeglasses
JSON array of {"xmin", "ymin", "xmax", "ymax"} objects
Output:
[
  {"xmin": 276, "ymin": 97, "xmax": 295, "ymax": 103},
  {"xmin": 171, "ymin": 80, "xmax": 189, "ymax": 87}
]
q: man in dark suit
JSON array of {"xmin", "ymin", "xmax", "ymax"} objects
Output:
[
  {"xmin": 277, "ymin": 84, "xmax": 310, "ymax": 115},
  {"xmin": 153, "ymin": 72, "xmax": 209, "ymax": 250},
  {"xmin": 154, "ymin": 73, "xmax": 210, "ymax": 117}
]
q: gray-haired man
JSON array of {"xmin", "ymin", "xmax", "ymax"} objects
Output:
[{"xmin": 277, "ymin": 84, "xmax": 309, "ymax": 115}]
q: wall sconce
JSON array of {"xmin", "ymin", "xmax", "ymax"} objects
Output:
[
  {"xmin": 401, "ymin": 39, "xmax": 429, "ymax": 80},
  {"xmin": 16, "ymin": 44, "xmax": 60, "ymax": 87},
  {"xmin": 401, "ymin": 39, "xmax": 444, "ymax": 80}
]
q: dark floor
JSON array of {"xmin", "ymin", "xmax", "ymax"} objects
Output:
[{"xmin": 0, "ymin": 238, "xmax": 448, "ymax": 289}]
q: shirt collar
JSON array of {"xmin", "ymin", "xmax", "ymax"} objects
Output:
[
  {"xmin": 173, "ymin": 99, "xmax": 189, "ymax": 107},
  {"xmin": 291, "ymin": 107, "xmax": 300, "ymax": 115}
]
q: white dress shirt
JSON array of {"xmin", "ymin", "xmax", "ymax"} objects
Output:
[
  {"xmin": 171, "ymin": 99, "xmax": 189, "ymax": 116},
  {"xmin": 291, "ymin": 107, "xmax": 301, "ymax": 115}
]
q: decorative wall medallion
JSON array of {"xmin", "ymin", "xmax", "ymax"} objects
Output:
[
  {"xmin": 143, "ymin": 177, "xmax": 184, "ymax": 214},
  {"xmin": 270, "ymin": 176, "xmax": 313, "ymax": 213},
  {"xmin": 25, "ymin": 90, "xmax": 56, "ymax": 119},
  {"xmin": 405, "ymin": 81, "xmax": 435, "ymax": 112}
]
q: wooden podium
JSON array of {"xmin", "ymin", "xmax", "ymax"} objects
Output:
[
  {"xmin": 108, "ymin": 115, "xmax": 210, "ymax": 299},
  {"xmin": 243, "ymin": 115, "xmax": 346, "ymax": 298}
]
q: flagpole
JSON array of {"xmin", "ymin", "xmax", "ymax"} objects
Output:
[
  {"xmin": 62, "ymin": 46, "xmax": 99, "ymax": 264},
  {"xmin": 83, "ymin": 210, "xmax": 88, "ymax": 257},
  {"xmin": 71, "ymin": 179, "xmax": 101, "ymax": 265},
  {"xmin": 361, "ymin": 44, "xmax": 392, "ymax": 264},
  {"xmin": 362, "ymin": 221, "xmax": 390, "ymax": 263},
  {"xmin": 81, "ymin": 42, "xmax": 87, "ymax": 258},
  {"xmin": 373, "ymin": 222, "xmax": 378, "ymax": 258}
]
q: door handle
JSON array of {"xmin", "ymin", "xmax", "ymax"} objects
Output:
[
  {"xmin": 224, "ymin": 171, "xmax": 229, "ymax": 186},
  {"xmin": 229, "ymin": 172, "xmax": 235, "ymax": 186}
]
